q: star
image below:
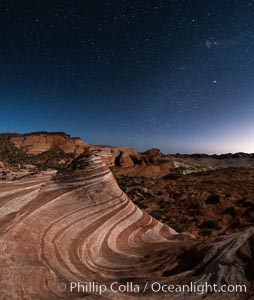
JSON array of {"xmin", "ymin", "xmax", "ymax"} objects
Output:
[{"xmin": 0, "ymin": 0, "xmax": 253, "ymax": 154}]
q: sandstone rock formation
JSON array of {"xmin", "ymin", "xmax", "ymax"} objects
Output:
[
  {"xmin": 0, "ymin": 149, "xmax": 253, "ymax": 299},
  {"xmin": 94, "ymin": 145, "xmax": 144, "ymax": 167},
  {"xmin": 142, "ymin": 148, "xmax": 161, "ymax": 161},
  {"xmin": 1, "ymin": 132, "xmax": 175, "ymax": 176},
  {"xmin": 3, "ymin": 131, "xmax": 254, "ymax": 178},
  {"xmin": 9, "ymin": 131, "xmax": 89, "ymax": 155},
  {"xmin": 96, "ymin": 146, "xmax": 175, "ymax": 177}
]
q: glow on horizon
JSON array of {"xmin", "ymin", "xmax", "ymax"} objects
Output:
[{"xmin": 138, "ymin": 120, "xmax": 254, "ymax": 154}]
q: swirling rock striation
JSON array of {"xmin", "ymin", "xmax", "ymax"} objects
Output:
[{"xmin": 0, "ymin": 149, "xmax": 253, "ymax": 299}]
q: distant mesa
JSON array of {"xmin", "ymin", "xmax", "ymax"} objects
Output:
[
  {"xmin": 8, "ymin": 131, "xmax": 89, "ymax": 155},
  {"xmin": 0, "ymin": 131, "xmax": 254, "ymax": 178}
]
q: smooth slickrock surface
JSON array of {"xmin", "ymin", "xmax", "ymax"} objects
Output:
[{"xmin": 0, "ymin": 150, "xmax": 253, "ymax": 299}]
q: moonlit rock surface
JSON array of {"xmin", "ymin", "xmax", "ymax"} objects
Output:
[
  {"xmin": 9, "ymin": 131, "xmax": 89, "ymax": 155},
  {"xmin": 0, "ymin": 149, "xmax": 253, "ymax": 299}
]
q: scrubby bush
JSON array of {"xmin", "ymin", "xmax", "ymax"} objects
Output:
[
  {"xmin": 206, "ymin": 194, "xmax": 220, "ymax": 204},
  {"xmin": 200, "ymin": 229, "xmax": 212, "ymax": 236},
  {"xmin": 150, "ymin": 209, "xmax": 164, "ymax": 220},
  {"xmin": 201, "ymin": 219, "xmax": 219, "ymax": 229},
  {"xmin": 136, "ymin": 202, "xmax": 148, "ymax": 209},
  {"xmin": 223, "ymin": 206, "xmax": 237, "ymax": 217},
  {"xmin": 170, "ymin": 222, "xmax": 184, "ymax": 232},
  {"xmin": 236, "ymin": 198, "xmax": 254, "ymax": 208}
]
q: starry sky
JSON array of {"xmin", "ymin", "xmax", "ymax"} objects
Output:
[{"xmin": 1, "ymin": 0, "xmax": 254, "ymax": 154}]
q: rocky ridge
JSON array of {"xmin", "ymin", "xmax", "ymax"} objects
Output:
[
  {"xmin": 1, "ymin": 131, "xmax": 254, "ymax": 178},
  {"xmin": 8, "ymin": 131, "xmax": 89, "ymax": 155}
]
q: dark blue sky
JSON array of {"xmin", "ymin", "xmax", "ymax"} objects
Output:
[{"xmin": 1, "ymin": 0, "xmax": 254, "ymax": 153}]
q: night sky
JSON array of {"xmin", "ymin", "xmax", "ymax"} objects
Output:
[{"xmin": 1, "ymin": 1, "xmax": 254, "ymax": 154}]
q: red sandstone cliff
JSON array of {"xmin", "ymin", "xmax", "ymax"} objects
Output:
[{"xmin": 9, "ymin": 131, "xmax": 90, "ymax": 156}]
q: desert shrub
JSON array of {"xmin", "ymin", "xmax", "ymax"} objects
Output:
[
  {"xmin": 150, "ymin": 209, "xmax": 164, "ymax": 220},
  {"xmin": 136, "ymin": 202, "xmax": 148, "ymax": 209},
  {"xmin": 201, "ymin": 219, "xmax": 219, "ymax": 229},
  {"xmin": 206, "ymin": 194, "xmax": 220, "ymax": 204},
  {"xmin": 1, "ymin": 170, "xmax": 9, "ymax": 175},
  {"xmin": 159, "ymin": 201, "xmax": 168, "ymax": 209},
  {"xmin": 200, "ymin": 229, "xmax": 212, "ymax": 236},
  {"xmin": 236, "ymin": 198, "xmax": 254, "ymax": 208},
  {"xmin": 242, "ymin": 199, "xmax": 254, "ymax": 208},
  {"xmin": 246, "ymin": 201, "xmax": 254, "ymax": 209},
  {"xmin": 163, "ymin": 173, "xmax": 180, "ymax": 180},
  {"xmin": 191, "ymin": 217, "xmax": 199, "ymax": 222},
  {"xmin": 0, "ymin": 135, "xmax": 29, "ymax": 164},
  {"xmin": 164, "ymin": 215, "xmax": 172, "ymax": 222},
  {"xmin": 223, "ymin": 206, "xmax": 237, "ymax": 217},
  {"xmin": 170, "ymin": 222, "xmax": 184, "ymax": 232}
]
